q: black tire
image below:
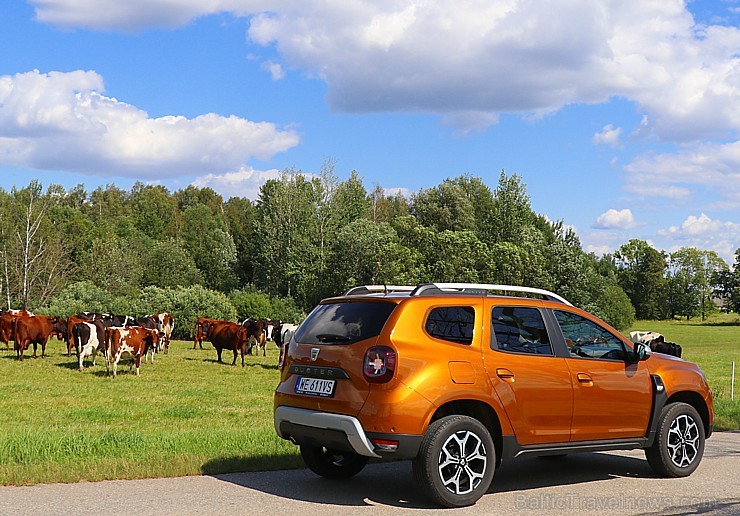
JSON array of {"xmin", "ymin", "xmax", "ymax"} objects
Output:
[
  {"xmin": 645, "ymin": 402, "xmax": 705, "ymax": 477},
  {"xmin": 412, "ymin": 415, "xmax": 495, "ymax": 508},
  {"xmin": 299, "ymin": 445, "xmax": 369, "ymax": 479}
]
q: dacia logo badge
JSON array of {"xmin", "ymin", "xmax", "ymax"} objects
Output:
[{"xmin": 310, "ymin": 348, "xmax": 320, "ymax": 361}]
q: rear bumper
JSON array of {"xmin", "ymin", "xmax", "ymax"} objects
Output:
[
  {"xmin": 275, "ymin": 406, "xmax": 381, "ymax": 458},
  {"xmin": 274, "ymin": 406, "xmax": 423, "ymax": 459}
]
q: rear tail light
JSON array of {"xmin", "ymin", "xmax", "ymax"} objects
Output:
[{"xmin": 363, "ymin": 346, "xmax": 396, "ymax": 383}]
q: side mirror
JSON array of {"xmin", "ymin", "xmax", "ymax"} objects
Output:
[{"xmin": 627, "ymin": 342, "xmax": 650, "ymax": 363}]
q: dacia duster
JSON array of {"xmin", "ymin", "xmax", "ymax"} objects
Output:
[{"xmin": 274, "ymin": 283, "xmax": 714, "ymax": 507}]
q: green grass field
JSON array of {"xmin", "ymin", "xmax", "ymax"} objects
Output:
[
  {"xmin": 0, "ymin": 340, "xmax": 302, "ymax": 485},
  {"xmin": 0, "ymin": 315, "xmax": 737, "ymax": 485},
  {"xmin": 628, "ymin": 314, "xmax": 740, "ymax": 431}
]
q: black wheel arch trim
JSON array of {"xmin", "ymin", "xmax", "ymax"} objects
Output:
[{"xmin": 646, "ymin": 374, "xmax": 669, "ymax": 447}]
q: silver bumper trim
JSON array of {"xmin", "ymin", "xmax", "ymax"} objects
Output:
[{"xmin": 274, "ymin": 406, "xmax": 381, "ymax": 458}]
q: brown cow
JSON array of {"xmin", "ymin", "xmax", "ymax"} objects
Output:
[
  {"xmin": 65, "ymin": 315, "xmax": 89, "ymax": 355},
  {"xmin": 193, "ymin": 317, "xmax": 219, "ymax": 349},
  {"xmin": 108, "ymin": 326, "xmax": 160, "ymax": 378},
  {"xmin": 210, "ymin": 322, "xmax": 250, "ymax": 366},
  {"xmin": 242, "ymin": 318, "xmax": 267, "ymax": 357},
  {"xmin": 0, "ymin": 309, "xmax": 34, "ymax": 349},
  {"xmin": 14, "ymin": 315, "xmax": 66, "ymax": 360}
]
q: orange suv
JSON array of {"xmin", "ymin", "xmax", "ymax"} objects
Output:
[{"xmin": 274, "ymin": 283, "xmax": 714, "ymax": 507}]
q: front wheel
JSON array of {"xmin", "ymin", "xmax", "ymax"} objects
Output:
[
  {"xmin": 299, "ymin": 445, "xmax": 368, "ymax": 479},
  {"xmin": 645, "ymin": 402, "xmax": 705, "ymax": 477},
  {"xmin": 412, "ymin": 415, "xmax": 495, "ymax": 508}
]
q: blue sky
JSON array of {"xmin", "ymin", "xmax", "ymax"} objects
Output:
[{"xmin": 1, "ymin": 1, "xmax": 738, "ymax": 263}]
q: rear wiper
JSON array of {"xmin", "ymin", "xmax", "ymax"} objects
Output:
[{"xmin": 315, "ymin": 334, "xmax": 352, "ymax": 343}]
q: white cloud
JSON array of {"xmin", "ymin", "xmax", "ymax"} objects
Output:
[
  {"xmin": 592, "ymin": 208, "xmax": 637, "ymax": 230},
  {"xmin": 592, "ymin": 124, "xmax": 621, "ymax": 146},
  {"xmin": 29, "ymin": 2, "xmax": 740, "ymax": 138},
  {"xmin": 658, "ymin": 213, "xmax": 740, "ymax": 263},
  {"xmin": 382, "ymin": 186, "xmax": 411, "ymax": 198},
  {"xmin": 0, "ymin": 70, "xmax": 299, "ymax": 178},
  {"xmin": 260, "ymin": 60, "xmax": 285, "ymax": 81},
  {"xmin": 623, "ymin": 140, "xmax": 740, "ymax": 206},
  {"xmin": 192, "ymin": 166, "xmax": 281, "ymax": 200}
]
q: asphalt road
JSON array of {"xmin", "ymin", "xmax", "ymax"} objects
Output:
[{"xmin": 1, "ymin": 431, "xmax": 738, "ymax": 516}]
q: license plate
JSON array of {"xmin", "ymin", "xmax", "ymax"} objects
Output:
[{"xmin": 295, "ymin": 377, "xmax": 336, "ymax": 398}]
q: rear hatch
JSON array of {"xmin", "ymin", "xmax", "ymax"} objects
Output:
[{"xmin": 275, "ymin": 299, "xmax": 399, "ymax": 416}]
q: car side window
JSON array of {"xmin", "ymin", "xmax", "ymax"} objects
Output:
[
  {"xmin": 425, "ymin": 306, "xmax": 475, "ymax": 345},
  {"xmin": 491, "ymin": 306, "xmax": 553, "ymax": 355},
  {"xmin": 554, "ymin": 310, "xmax": 626, "ymax": 361}
]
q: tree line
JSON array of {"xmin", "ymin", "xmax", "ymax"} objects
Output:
[{"xmin": 0, "ymin": 167, "xmax": 737, "ymax": 335}]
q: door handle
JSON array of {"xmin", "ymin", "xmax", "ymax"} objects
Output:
[
  {"xmin": 577, "ymin": 373, "xmax": 593, "ymax": 386},
  {"xmin": 496, "ymin": 368, "xmax": 515, "ymax": 381}
]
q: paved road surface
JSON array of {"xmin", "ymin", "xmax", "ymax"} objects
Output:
[{"xmin": 2, "ymin": 432, "xmax": 738, "ymax": 515}]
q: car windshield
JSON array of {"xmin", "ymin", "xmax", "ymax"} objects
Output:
[{"xmin": 294, "ymin": 301, "xmax": 397, "ymax": 345}]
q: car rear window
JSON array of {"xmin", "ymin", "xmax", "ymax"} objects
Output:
[
  {"xmin": 294, "ymin": 301, "xmax": 397, "ymax": 345},
  {"xmin": 425, "ymin": 306, "xmax": 475, "ymax": 345}
]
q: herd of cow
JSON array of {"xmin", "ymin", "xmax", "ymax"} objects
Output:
[
  {"xmin": 192, "ymin": 317, "xmax": 298, "ymax": 367},
  {"xmin": 1, "ymin": 308, "xmax": 298, "ymax": 377},
  {"xmin": 0, "ymin": 309, "xmax": 175, "ymax": 377}
]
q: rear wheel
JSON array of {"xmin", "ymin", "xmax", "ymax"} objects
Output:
[
  {"xmin": 412, "ymin": 415, "xmax": 495, "ymax": 508},
  {"xmin": 645, "ymin": 402, "xmax": 705, "ymax": 477},
  {"xmin": 299, "ymin": 445, "xmax": 369, "ymax": 479}
]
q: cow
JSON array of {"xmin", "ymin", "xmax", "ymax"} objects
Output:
[
  {"xmin": 108, "ymin": 326, "xmax": 160, "ymax": 378},
  {"xmin": 262, "ymin": 319, "xmax": 280, "ymax": 341},
  {"xmin": 0, "ymin": 309, "xmax": 34, "ymax": 350},
  {"xmin": 210, "ymin": 322, "xmax": 250, "ymax": 366},
  {"xmin": 156, "ymin": 313, "xmax": 174, "ymax": 353},
  {"xmin": 193, "ymin": 317, "xmax": 218, "ymax": 349},
  {"xmin": 66, "ymin": 315, "xmax": 90, "ymax": 355},
  {"xmin": 139, "ymin": 313, "xmax": 174, "ymax": 354},
  {"xmin": 72, "ymin": 320, "xmax": 106, "ymax": 371},
  {"xmin": 630, "ymin": 330, "xmax": 683, "ymax": 358},
  {"xmin": 241, "ymin": 318, "xmax": 267, "ymax": 356},
  {"xmin": 79, "ymin": 312, "xmax": 135, "ymax": 328},
  {"xmin": 13, "ymin": 315, "xmax": 66, "ymax": 360},
  {"xmin": 274, "ymin": 323, "xmax": 299, "ymax": 365}
]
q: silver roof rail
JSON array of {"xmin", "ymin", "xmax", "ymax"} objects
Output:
[
  {"xmin": 411, "ymin": 283, "xmax": 573, "ymax": 306},
  {"xmin": 343, "ymin": 285, "xmax": 417, "ymax": 296}
]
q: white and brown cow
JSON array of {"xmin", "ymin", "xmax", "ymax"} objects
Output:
[
  {"xmin": 274, "ymin": 323, "xmax": 299, "ymax": 365},
  {"xmin": 108, "ymin": 326, "xmax": 160, "ymax": 378},
  {"xmin": 154, "ymin": 312, "xmax": 174, "ymax": 354},
  {"xmin": 72, "ymin": 320, "xmax": 106, "ymax": 371}
]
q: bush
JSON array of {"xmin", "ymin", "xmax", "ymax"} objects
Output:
[
  {"xmin": 42, "ymin": 281, "xmax": 115, "ymax": 316},
  {"xmin": 42, "ymin": 283, "xmax": 237, "ymax": 340},
  {"xmin": 594, "ymin": 284, "xmax": 635, "ymax": 331},
  {"xmin": 229, "ymin": 287, "xmax": 305, "ymax": 324},
  {"xmin": 164, "ymin": 285, "xmax": 237, "ymax": 339}
]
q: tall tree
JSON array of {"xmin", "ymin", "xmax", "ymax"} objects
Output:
[
  {"xmin": 489, "ymin": 170, "xmax": 535, "ymax": 245},
  {"xmin": 412, "ymin": 181, "xmax": 476, "ymax": 232},
  {"xmin": 253, "ymin": 170, "xmax": 318, "ymax": 305},
  {"xmin": 615, "ymin": 239, "xmax": 668, "ymax": 319},
  {"xmin": 712, "ymin": 248, "xmax": 740, "ymax": 313},
  {"xmin": 182, "ymin": 204, "xmax": 237, "ymax": 292},
  {"xmin": 668, "ymin": 248, "xmax": 728, "ymax": 320}
]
